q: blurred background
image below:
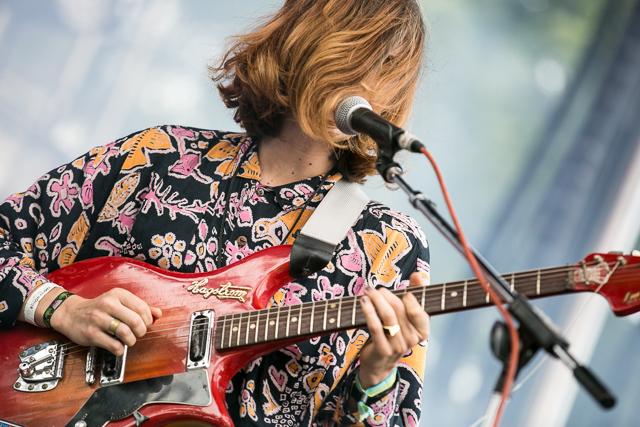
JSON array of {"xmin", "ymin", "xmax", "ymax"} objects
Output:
[{"xmin": 1, "ymin": 0, "xmax": 639, "ymax": 425}]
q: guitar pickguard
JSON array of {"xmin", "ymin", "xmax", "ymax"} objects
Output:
[{"xmin": 65, "ymin": 370, "xmax": 212, "ymax": 427}]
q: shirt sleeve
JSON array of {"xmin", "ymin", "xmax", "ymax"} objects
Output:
[{"xmin": 0, "ymin": 126, "xmax": 175, "ymax": 328}]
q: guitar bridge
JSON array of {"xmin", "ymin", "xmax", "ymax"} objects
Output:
[
  {"xmin": 14, "ymin": 340, "xmax": 66, "ymax": 393},
  {"xmin": 186, "ymin": 310, "xmax": 215, "ymax": 370}
]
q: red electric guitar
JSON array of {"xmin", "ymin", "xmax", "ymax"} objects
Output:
[{"xmin": 1, "ymin": 247, "xmax": 639, "ymax": 427}]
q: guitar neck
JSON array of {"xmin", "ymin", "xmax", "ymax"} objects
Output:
[{"xmin": 215, "ymin": 264, "xmax": 574, "ymax": 351}]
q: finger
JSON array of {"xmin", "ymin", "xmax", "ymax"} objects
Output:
[
  {"xmin": 81, "ymin": 321, "xmax": 127, "ymax": 356},
  {"xmin": 363, "ymin": 287, "xmax": 402, "ymax": 336},
  {"xmin": 360, "ymin": 289, "xmax": 390, "ymax": 342},
  {"xmin": 107, "ymin": 317, "xmax": 137, "ymax": 347},
  {"xmin": 113, "ymin": 289, "xmax": 156, "ymax": 327},
  {"xmin": 150, "ymin": 306, "xmax": 163, "ymax": 322},
  {"xmin": 108, "ymin": 304, "xmax": 149, "ymax": 340}
]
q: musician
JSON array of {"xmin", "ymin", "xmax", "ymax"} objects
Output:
[{"xmin": 0, "ymin": 0, "xmax": 430, "ymax": 425}]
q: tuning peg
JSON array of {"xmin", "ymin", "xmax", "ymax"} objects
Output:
[{"xmin": 631, "ymin": 250, "xmax": 640, "ymax": 257}]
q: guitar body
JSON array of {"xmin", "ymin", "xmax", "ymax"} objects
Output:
[
  {"xmin": 0, "ymin": 246, "xmax": 297, "ymax": 427},
  {"xmin": 2, "ymin": 249, "xmax": 639, "ymax": 426}
]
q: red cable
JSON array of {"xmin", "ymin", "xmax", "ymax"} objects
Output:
[{"xmin": 419, "ymin": 146, "xmax": 519, "ymax": 427}]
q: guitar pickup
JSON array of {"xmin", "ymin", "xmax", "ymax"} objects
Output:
[
  {"xmin": 186, "ymin": 310, "xmax": 215, "ymax": 371},
  {"xmin": 100, "ymin": 345, "xmax": 128, "ymax": 386}
]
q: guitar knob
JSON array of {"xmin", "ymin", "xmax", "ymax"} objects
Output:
[{"xmin": 18, "ymin": 362, "xmax": 34, "ymax": 378}]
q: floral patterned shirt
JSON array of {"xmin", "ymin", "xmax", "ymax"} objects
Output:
[{"xmin": 0, "ymin": 125, "xmax": 430, "ymax": 426}]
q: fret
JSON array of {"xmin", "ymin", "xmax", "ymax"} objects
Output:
[
  {"xmin": 245, "ymin": 312, "xmax": 251, "ymax": 345},
  {"xmin": 421, "ymin": 285, "xmax": 426, "ymax": 310},
  {"xmin": 337, "ymin": 297, "xmax": 343, "ymax": 328},
  {"xmin": 441, "ymin": 283, "xmax": 446, "ymax": 311},
  {"xmin": 228, "ymin": 313, "xmax": 235, "ymax": 348},
  {"xmin": 275, "ymin": 306, "xmax": 281, "ymax": 339},
  {"xmin": 510, "ymin": 273, "xmax": 515, "ymax": 292},
  {"xmin": 297, "ymin": 304, "xmax": 303, "ymax": 336},
  {"xmin": 536, "ymin": 270, "xmax": 541, "ymax": 295},
  {"xmin": 220, "ymin": 314, "xmax": 228, "ymax": 349},
  {"xmin": 322, "ymin": 301, "xmax": 328, "ymax": 331},
  {"xmin": 264, "ymin": 307, "xmax": 271, "ymax": 342},
  {"xmin": 486, "ymin": 291, "xmax": 490, "ymax": 304},
  {"xmin": 352, "ymin": 295, "xmax": 357, "ymax": 326},
  {"xmin": 285, "ymin": 305, "xmax": 292, "ymax": 337},
  {"xmin": 254, "ymin": 310, "xmax": 260, "ymax": 344},
  {"xmin": 236, "ymin": 313, "xmax": 242, "ymax": 347},
  {"xmin": 310, "ymin": 301, "xmax": 316, "ymax": 333},
  {"xmin": 463, "ymin": 280, "xmax": 468, "ymax": 307}
]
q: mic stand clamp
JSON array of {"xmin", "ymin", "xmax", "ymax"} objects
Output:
[{"xmin": 374, "ymin": 152, "xmax": 616, "ymax": 423}]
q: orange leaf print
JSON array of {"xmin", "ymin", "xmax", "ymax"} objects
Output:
[
  {"xmin": 205, "ymin": 140, "xmax": 241, "ymax": 175},
  {"xmin": 121, "ymin": 128, "xmax": 172, "ymax": 171},
  {"xmin": 362, "ymin": 228, "xmax": 410, "ymax": 284},
  {"xmin": 237, "ymin": 152, "xmax": 260, "ymax": 180},
  {"xmin": 58, "ymin": 245, "xmax": 77, "ymax": 267},
  {"xmin": 67, "ymin": 213, "xmax": 89, "ymax": 248},
  {"xmin": 400, "ymin": 343, "xmax": 428, "ymax": 382},
  {"xmin": 98, "ymin": 174, "xmax": 140, "ymax": 221}
]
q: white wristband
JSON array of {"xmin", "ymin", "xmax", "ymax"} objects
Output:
[{"xmin": 23, "ymin": 283, "xmax": 61, "ymax": 326}]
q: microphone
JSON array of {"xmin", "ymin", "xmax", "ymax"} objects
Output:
[{"xmin": 334, "ymin": 96, "xmax": 424, "ymax": 153}]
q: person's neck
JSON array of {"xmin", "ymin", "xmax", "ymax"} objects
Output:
[{"xmin": 258, "ymin": 118, "xmax": 336, "ymax": 187}]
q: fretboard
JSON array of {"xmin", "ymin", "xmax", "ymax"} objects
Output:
[{"xmin": 214, "ymin": 264, "xmax": 574, "ymax": 351}]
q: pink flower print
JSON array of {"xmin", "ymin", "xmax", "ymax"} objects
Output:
[
  {"xmin": 170, "ymin": 154, "xmax": 200, "ymax": 176},
  {"xmin": 340, "ymin": 251, "xmax": 362, "ymax": 273},
  {"xmin": 184, "ymin": 250, "xmax": 196, "ymax": 265},
  {"xmin": 238, "ymin": 207, "xmax": 252, "ymax": 224},
  {"xmin": 225, "ymin": 241, "xmax": 254, "ymax": 264},
  {"xmin": 280, "ymin": 283, "xmax": 306, "ymax": 305},
  {"xmin": 115, "ymin": 202, "xmax": 137, "ymax": 233},
  {"xmin": 312, "ymin": 276, "xmax": 343, "ymax": 301},
  {"xmin": 352, "ymin": 277, "xmax": 365, "ymax": 295},
  {"xmin": 172, "ymin": 127, "xmax": 195, "ymax": 139},
  {"xmin": 81, "ymin": 179, "xmax": 93, "ymax": 206},
  {"xmin": 198, "ymin": 222, "xmax": 208, "ymax": 240},
  {"xmin": 48, "ymin": 171, "xmax": 79, "ymax": 215}
]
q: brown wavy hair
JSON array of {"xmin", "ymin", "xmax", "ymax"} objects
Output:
[{"xmin": 210, "ymin": 0, "xmax": 426, "ymax": 183}]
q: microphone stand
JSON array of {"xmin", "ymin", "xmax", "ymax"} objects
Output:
[{"xmin": 375, "ymin": 151, "xmax": 615, "ymax": 424}]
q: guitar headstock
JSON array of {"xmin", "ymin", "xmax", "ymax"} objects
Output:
[{"xmin": 574, "ymin": 252, "xmax": 640, "ymax": 316}]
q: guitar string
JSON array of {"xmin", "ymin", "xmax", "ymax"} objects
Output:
[
  {"xmin": 58, "ymin": 261, "xmax": 632, "ymax": 352},
  {"xmin": 55, "ymin": 260, "xmax": 636, "ymax": 357}
]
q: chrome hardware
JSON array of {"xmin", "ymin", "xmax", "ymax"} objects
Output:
[
  {"xmin": 13, "ymin": 340, "xmax": 65, "ymax": 393},
  {"xmin": 99, "ymin": 345, "xmax": 128, "ymax": 386},
  {"xmin": 186, "ymin": 310, "xmax": 215, "ymax": 371},
  {"xmin": 85, "ymin": 346, "xmax": 97, "ymax": 385}
]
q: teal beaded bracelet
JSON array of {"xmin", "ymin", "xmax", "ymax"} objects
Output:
[{"xmin": 351, "ymin": 367, "xmax": 398, "ymax": 421}]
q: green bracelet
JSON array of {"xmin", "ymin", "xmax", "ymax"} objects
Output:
[
  {"xmin": 42, "ymin": 291, "xmax": 75, "ymax": 329},
  {"xmin": 351, "ymin": 367, "xmax": 398, "ymax": 421}
]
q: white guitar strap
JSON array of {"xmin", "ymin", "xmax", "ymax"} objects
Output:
[{"xmin": 290, "ymin": 179, "xmax": 370, "ymax": 278}]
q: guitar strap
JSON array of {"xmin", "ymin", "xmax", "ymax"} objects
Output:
[{"xmin": 289, "ymin": 179, "xmax": 370, "ymax": 278}]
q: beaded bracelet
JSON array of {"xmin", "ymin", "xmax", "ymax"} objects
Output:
[
  {"xmin": 351, "ymin": 367, "xmax": 398, "ymax": 421},
  {"xmin": 23, "ymin": 283, "xmax": 60, "ymax": 326},
  {"xmin": 42, "ymin": 291, "xmax": 75, "ymax": 329}
]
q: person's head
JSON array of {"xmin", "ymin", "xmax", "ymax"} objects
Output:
[{"xmin": 211, "ymin": 0, "xmax": 427, "ymax": 183}]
